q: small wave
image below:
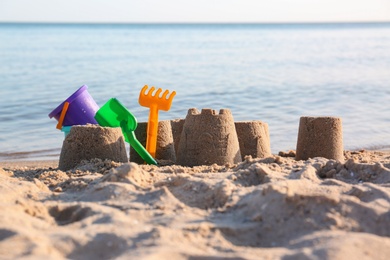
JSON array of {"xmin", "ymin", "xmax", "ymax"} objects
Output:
[
  {"xmin": 0, "ymin": 148, "xmax": 60, "ymax": 161},
  {"xmin": 361, "ymin": 144, "xmax": 390, "ymax": 152},
  {"xmin": 345, "ymin": 143, "xmax": 390, "ymax": 152}
]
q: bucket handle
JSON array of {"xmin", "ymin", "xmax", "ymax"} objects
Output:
[{"xmin": 56, "ymin": 102, "xmax": 70, "ymax": 130}]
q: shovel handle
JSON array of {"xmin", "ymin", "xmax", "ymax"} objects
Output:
[{"xmin": 125, "ymin": 131, "xmax": 157, "ymax": 165}]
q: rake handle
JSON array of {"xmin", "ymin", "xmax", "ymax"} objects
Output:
[{"xmin": 146, "ymin": 104, "xmax": 159, "ymax": 158}]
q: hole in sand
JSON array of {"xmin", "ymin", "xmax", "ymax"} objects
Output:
[
  {"xmin": 49, "ymin": 205, "xmax": 95, "ymax": 225},
  {"xmin": 0, "ymin": 229, "xmax": 17, "ymax": 241},
  {"xmin": 67, "ymin": 233, "xmax": 129, "ymax": 259},
  {"xmin": 167, "ymin": 178, "xmax": 233, "ymax": 209}
]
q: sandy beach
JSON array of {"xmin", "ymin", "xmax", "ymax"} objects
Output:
[{"xmin": 1, "ymin": 150, "xmax": 390, "ymax": 259}]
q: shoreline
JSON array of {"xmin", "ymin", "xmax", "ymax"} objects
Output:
[{"xmin": 0, "ymin": 160, "xmax": 59, "ymax": 169}]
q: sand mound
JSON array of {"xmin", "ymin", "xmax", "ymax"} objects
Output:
[{"xmin": 1, "ymin": 150, "xmax": 390, "ymax": 259}]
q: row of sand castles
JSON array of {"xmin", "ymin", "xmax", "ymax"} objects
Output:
[{"xmin": 60, "ymin": 107, "xmax": 344, "ymax": 170}]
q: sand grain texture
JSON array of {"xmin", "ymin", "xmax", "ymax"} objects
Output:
[{"xmin": 1, "ymin": 150, "xmax": 390, "ymax": 259}]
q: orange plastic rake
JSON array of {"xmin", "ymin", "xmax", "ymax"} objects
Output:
[{"xmin": 139, "ymin": 85, "xmax": 176, "ymax": 158}]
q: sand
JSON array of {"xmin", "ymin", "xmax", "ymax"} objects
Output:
[{"xmin": 1, "ymin": 150, "xmax": 390, "ymax": 259}]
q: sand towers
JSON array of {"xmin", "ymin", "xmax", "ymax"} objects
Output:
[
  {"xmin": 54, "ymin": 97, "xmax": 344, "ymax": 169},
  {"xmin": 176, "ymin": 108, "xmax": 242, "ymax": 166},
  {"xmin": 129, "ymin": 120, "xmax": 176, "ymax": 164},
  {"xmin": 128, "ymin": 109, "xmax": 272, "ymax": 166},
  {"xmin": 296, "ymin": 116, "xmax": 344, "ymax": 162},
  {"xmin": 59, "ymin": 125, "xmax": 128, "ymax": 170},
  {"xmin": 59, "ymin": 115, "xmax": 344, "ymax": 169},
  {"xmin": 235, "ymin": 121, "xmax": 272, "ymax": 160},
  {"xmin": 50, "ymin": 86, "xmax": 274, "ymax": 169}
]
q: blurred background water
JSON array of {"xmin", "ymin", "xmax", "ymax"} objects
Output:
[{"xmin": 1, "ymin": 23, "xmax": 390, "ymax": 161}]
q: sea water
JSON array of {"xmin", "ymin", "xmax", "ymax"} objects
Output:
[{"xmin": 1, "ymin": 23, "xmax": 390, "ymax": 161}]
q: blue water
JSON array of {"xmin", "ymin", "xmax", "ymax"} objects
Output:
[{"xmin": 1, "ymin": 23, "xmax": 390, "ymax": 161}]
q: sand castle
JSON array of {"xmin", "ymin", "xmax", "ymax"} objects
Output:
[
  {"xmin": 129, "ymin": 120, "xmax": 176, "ymax": 164},
  {"xmin": 52, "ymin": 86, "xmax": 345, "ymax": 170},
  {"xmin": 129, "ymin": 108, "xmax": 272, "ymax": 166},
  {"xmin": 129, "ymin": 112, "xmax": 345, "ymax": 165},
  {"xmin": 235, "ymin": 121, "xmax": 272, "ymax": 160},
  {"xmin": 296, "ymin": 116, "xmax": 344, "ymax": 162},
  {"xmin": 59, "ymin": 109, "xmax": 344, "ymax": 169},
  {"xmin": 59, "ymin": 125, "xmax": 128, "ymax": 170},
  {"xmin": 176, "ymin": 108, "xmax": 242, "ymax": 166}
]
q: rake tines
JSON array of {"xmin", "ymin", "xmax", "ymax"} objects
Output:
[{"xmin": 139, "ymin": 85, "xmax": 176, "ymax": 111}]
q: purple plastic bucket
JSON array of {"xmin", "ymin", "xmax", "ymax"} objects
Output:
[{"xmin": 48, "ymin": 85, "xmax": 99, "ymax": 126}]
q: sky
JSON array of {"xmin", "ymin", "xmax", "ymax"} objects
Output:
[{"xmin": 0, "ymin": 0, "xmax": 389, "ymax": 23}]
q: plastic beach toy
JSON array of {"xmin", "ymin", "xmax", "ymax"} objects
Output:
[
  {"xmin": 61, "ymin": 126, "xmax": 72, "ymax": 137},
  {"xmin": 48, "ymin": 85, "xmax": 99, "ymax": 127},
  {"xmin": 94, "ymin": 98, "xmax": 157, "ymax": 165},
  {"xmin": 139, "ymin": 85, "xmax": 176, "ymax": 157},
  {"xmin": 56, "ymin": 102, "xmax": 69, "ymax": 130}
]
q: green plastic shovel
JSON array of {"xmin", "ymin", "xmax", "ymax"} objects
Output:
[{"xmin": 94, "ymin": 98, "xmax": 157, "ymax": 165}]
